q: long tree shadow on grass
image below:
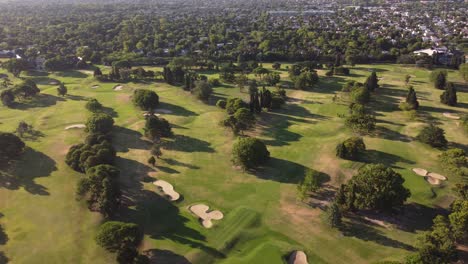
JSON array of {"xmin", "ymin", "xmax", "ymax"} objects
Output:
[
  {"xmin": 55, "ymin": 70, "xmax": 88, "ymax": 78},
  {"xmin": 113, "ymin": 126, "xmax": 152, "ymax": 152},
  {"xmin": 339, "ymin": 215, "xmax": 416, "ymax": 251},
  {"xmin": 162, "ymin": 158, "xmax": 200, "ymax": 170},
  {"xmin": 0, "ymin": 148, "xmax": 56, "ymax": 195},
  {"xmin": 372, "ymin": 126, "xmax": 412, "ymax": 143},
  {"xmin": 158, "ymin": 102, "xmax": 198, "ymax": 117},
  {"xmin": 361, "ymin": 149, "xmax": 415, "ymax": 169},
  {"xmin": 116, "ymin": 158, "xmax": 223, "ymax": 260},
  {"xmin": 144, "ymin": 249, "xmax": 191, "ymax": 264},
  {"xmin": 253, "ymin": 157, "xmax": 314, "ymax": 184},
  {"xmin": 0, "ymin": 217, "xmax": 7, "ymax": 264},
  {"xmin": 12, "ymin": 94, "xmax": 65, "ymax": 110},
  {"xmin": 162, "ymin": 135, "xmax": 214, "ymax": 153}
]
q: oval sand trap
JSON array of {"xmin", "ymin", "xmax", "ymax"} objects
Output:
[
  {"xmin": 153, "ymin": 180, "xmax": 180, "ymax": 201},
  {"xmin": 427, "ymin": 172, "xmax": 447, "ymax": 181},
  {"xmin": 113, "ymin": 85, "xmax": 123, "ymax": 91},
  {"xmin": 425, "ymin": 176, "xmax": 441, "ymax": 185},
  {"xmin": 443, "ymin": 113, "xmax": 460, "ymax": 120},
  {"xmin": 65, "ymin": 124, "xmax": 86, "ymax": 130},
  {"xmin": 412, "ymin": 168, "xmax": 428, "ymax": 176},
  {"xmin": 189, "ymin": 204, "xmax": 223, "ymax": 228},
  {"xmin": 143, "ymin": 112, "xmax": 161, "ymax": 117},
  {"xmin": 289, "ymin": 251, "xmax": 308, "ymax": 264},
  {"xmin": 91, "ymin": 85, "xmax": 99, "ymax": 89}
]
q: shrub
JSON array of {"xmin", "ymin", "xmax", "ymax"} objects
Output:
[
  {"xmin": 232, "ymin": 137, "xmax": 270, "ymax": 169},
  {"xmin": 144, "ymin": 115, "xmax": 172, "ymax": 140},
  {"xmin": 65, "ymin": 141, "xmax": 116, "ymax": 172},
  {"xmin": 336, "ymin": 137, "xmax": 366, "ymax": 160},
  {"xmin": 297, "ymin": 169, "xmax": 327, "ymax": 200},
  {"xmin": 416, "ymin": 124, "xmax": 448, "ymax": 148},
  {"xmin": 86, "ymin": 113, "xmax": 114, "ymax": 134},
  {"xmin": 233, "ymin": 108, "xmax": 255, "ymax": 131},
  {"xmin": 405, "ymin": 86, "xmax": 419, "ymax": 110},
  {"xmin": 216, "ymin": 99, "xmax": 227, "ymax": 109},
  {"xmin": 0, "ymin": 132, "xmax": 25, "ymax": 164},
  {"xmin": 345, "ymin": 112, "xmax": 376, "ymax": 133},
  {"xmin": 440, "ymin": 82, "xmax": 457, "ymax": 106},
  {"xmin": 439, "ymin": 148, "xmax": 467, "ymax": 177},
  {"xmin": 85, "ymin": 99, "xmax": 103, "ymax": 112},
  {"xmin": 1, "ymin": 89, "xmax": 15, "ymax": 107},
  {"xmin": 226, "ymin": 98, "xmax": 247, "ymax": 114},
  {"xmin": 334, "ymin": 67, "xmax": 350, "ymax": 75},
  {"xmin": 96, "ymin": 221, "xmax": 142, "ymax": 263},
  {"xmin": 193, "ymin": 80, "xmax": 213, "ymax": 101},
  {"xmin": 132, "ymin": 89, "xmax": 159, "ymax": 110},
  {"xmin": 350, "ymin": 87, "xmax": 370, "ymax": 104}
]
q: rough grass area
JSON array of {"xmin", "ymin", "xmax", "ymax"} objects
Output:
[{"xmin": 0, "ymin": 64, "xmax": 466, "ymax": 263}]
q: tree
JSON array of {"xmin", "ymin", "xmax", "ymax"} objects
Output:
[
  {"xmin": 226, "ymin": 98, "xmax": 247, "ymax": 115},
  {"xmin": 440, "ymin": 82, "xmax": 457, "ymax": 106},
  {"xmin": 405, "ymin": 74, "xmax": 411, "ymax": 85},
  {"xmin": 350, "ymin": 87, "xmax": 370, "ymax": 104},
  {"xmin": 432, "ymin": 70, "xmax": 447, "ymax": 90},
  {"xmin": 15, "ymin": 121, "xmax": 33, "ymax": 138},
  {"xmin": 95, "ymin": 221, "xmax": 142, "ymax": 263},
  {"xmin": 86, "ymin": 113, "xmax": 114, "ymax": 134},
  {"xmin": 66, "ymin": 141, "xmax": 116, "ymax": 172},
  {"xmin": 337, "ymin": 164, "xmax": 410, "ymax": 212},
  {"xmin": 253, "ymin": 67, "xmax": 269, "ymax": 80},
  {"xmin": 86, "ymin": 99, "xmax": 103, "ymax": 112},
  {"xmin": 336, "ymin": 137, "xmax": 366, "ymax": 160},
  {"xmin": 76, "ymin": 165, "xmax": 120, "ymax": 217},
  {"xmin": 235, "ymin": 74, "xmax": 249, "ymax": 92},
  {"xmin": 0, "ymin": 132, "xmax": 25, "ymax": 164},
  {"xmin": 147, "ymin": 156, "xmax": 156, "ymax": 167},
  {"xmin": 460, "ymin": 63, "xmax": 468, "ymax": 82},
  {"xmin": 144, "ymin": 115, "xmax": 172, "ymax": 140},
  {"xmin": 449, "ymin": 199, "xmax": 468, "ymax": 244},
  {"xmin": 232, "ymin": 137, "xmax": 270, "ymax": 170},
  {"xmin": 272, "ymin": 62, "xmax": 281, "ymax": 70},
  {"xmin": 405, "ymin": 86, "xmax": 419, "ymax": 110},
  {"xmin": 14, "ymin": 80, "xmax": 40, "ymax": 98},
  {"xmin": 193, "ymin": 80, "xmax": 212, "ymax": 101},
  {"xmin": 233, "ymin": 108, "xmax": 255, "ymax": 132},
  {"xmin": 1, "ymin": 89, "xmax": 15, "ymax": 107},
  {"xmin": 94, "ymin": 67, "xmax": 103, "ymax": 77},
  {"xmin": 132, "ymin": 89, "xmax": 159, "ymax": 111},
  {"xmin": 264, "ymin": 72, "xmax": 280, "ymax": 86},
  {"xmin": 297, "ymin": 169, "xmax": 324, "ymax": 200},
  {"xmin": 364, "ymin": 71, "xmax": 379, "ymax": 91},
  {"xmin": 57, "ymin": 82, "xmax": 67, "ymax": 97},
  {"xmin": 325, "ymin": 202, "xmax": 342, "ymax": 228},
  {"xmin": 150, "ymin": 143, "xmax": 162, "ymax": 158},
  {"xmin": 345, "ymin": 107, "xmax": 376, "ymax": 133},
  {"xmin": 2, "ymin": 59, "xmax": 28, "ymax": 77},
  {"xmin": 416, "ymin": 124, "xmax": 448, "ymax": 148},
  {"xmin": 216, "ymin": 99, "xmax": 227, "ymax": 109},
  {"xmin": 294, "ymin": 71, "xmax": 318, "ymax": 90}
]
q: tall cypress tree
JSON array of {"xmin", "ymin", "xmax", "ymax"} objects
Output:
[
  {"xmin": 435, "ymin": 71, "xmax": 446, "ymax": 90},
  {"xmin": 365, "ymin": 71, "xmax": 379, "ymax": 91},
  {"xmin": 440, "ymin": 82, "xmax": 457, "ymax": 106},
  {"xmin": 406, "ymin": 86, "xmax": 419, "ymax": 109}
]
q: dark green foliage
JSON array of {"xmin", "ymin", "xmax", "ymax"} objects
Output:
[
  {"xmin": 440, "ymin": 82, "xmax": 457, "ymax": 106},
  {"xmin": 13, "ymin": 80, "xmax": 40, "ymax": 98},
  {"xmin": 325, "ymin": 202, "xmax": 342, "ymax": 228},
  {"xmin": 216, "ymin": 99, "xmax": 227, "ymax": 109},
  {"xmin": 1, "ymin": 89, "xmax": 15, "ymax": 107},
  {"xmin": 95, "ymin": 221, "xmax": 142, "ymax": 262},
  {"xmin": 264, "ymin": 72, "xmax": 281, "ymax": 86},
  {"xmin": 65, "ymin": 140, "xmax": 116, "ymax": 173},
  {"xmin": 57, "ymin": 82, "xmax": 67, "ymax": 97},
  {"xmin": 334, "ymin": 67, "xmax": 350, "ymax": 75},
  {"xmin": 439, "ymin": 148, "xmax": 467, "ymax": 178},
  {"xmin": 232, "ymin": 137, "xmax": 270, "ymax": 170},
  {"xmin": 85, "ymin": 113, "xmax": 114, "ymax": 134},
  {"xmin": 272, "ymin": 62, "xmax": 281, "ymax": 70},
  {"xmin": 350, "ymin": 86, "xmax": 370, "ymax": 104},
  {"xmin": 337, "ymin": 164, "xmax": 410, "ymax": 212},
  {"xmin": 147, "ymin": 156, "xmax": 156, "ymax": 167},
  {"xmin": 297, "ymin": 169, "xmax": 326, "ymax": 200},
  {"xmin": 294, "ymin": 71, "xmax": 318, "ymax": 90},
  {"xmin": 193, "ymin": 80, "xmax": 212, "ymax": 101},
  {"xmin": 336, "ymin": 137, "xmax": 366, "ymax": 160},
  {"xmin": 132, "ymin": 89, "xmax": 159, "ymax": 110},
  {"xmin": 226, "ymin": 98, "xmax": 247, "ymax": 115},
  {"xmin": 0, "ymin": 132, "xmax": 25, "ymax": 164},
  {"xmin": 85, "ymin": 99, "xmax": 103, "ymax": 112},
  {"xmin": 233, "ymin": 108, "xmax": 255, "ymax": 131},
  {"xmin": 449, "ymin": 199, "xmax": 468, "ymax": 244},
  {"xmin": 2, "ymin": 59, "xmax": 28, "ymax": 77},
  {"xmin": 345, "ymin": 108, "xmax": 376, "ymax": 133},
  {"xmin": 76, "ymin": 165, "xmax": 120, "ymax": 217},
  {"xmin": 416, "ymin": 124, "xmax": 448, "ymax": 148},
  {"xmin": 364, "ymin": 71, "xmax": 379, "ymax": 91},
  {"xmin": 144, "ymin": 115, "xmax": 172, "ymax": 140},
  {"xmin": 431, "ymin": 70, "xmax": 447, "ymax": 90},
  {"xmin": 405, "ymin": 86, "xmax": 419, "ymax": 110},
  {"xmin": 94, "ymin": 67, "xmax": 103, "ymax": 77},
  {"xmin": 150, "ymin": 143, "xmax": 162, "ymax": 158}
]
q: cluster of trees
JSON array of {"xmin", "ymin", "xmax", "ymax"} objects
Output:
[
  {"xmin": 344, "ymin": 103, "xmax": 376, "ymax": 133},
  {"xmin": 143, "ymin": 115, "xmax": 172, "ymax": 141},
  {"xmin": 1, "ymin": 79, "xmax": 40, "ymax": 107},
  {"xmin": 231, "ymin": 137, "xmax": 270, "ymax": 170},
  {"xmin": 439, "ymin": 148, "xmax": 467, "ymax": 178},
  {"xmin": 407, "ymin": 183, "xmax": 467, "ymax": 264},
  {"xmin": 288, "ymin": 63, "xmax": 319, "ymax": 90},
  {"xmin": 430, "ymin": 70, "xmax": 458, "ymax": 106},
  {"xmin": 95, "ymin": 62, "xmax": 156, "ymax": 82}
]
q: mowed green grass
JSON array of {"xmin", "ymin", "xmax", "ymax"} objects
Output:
[{"xmin": 0, "ymin": 63, "xmax": 466, "ymax": 264}]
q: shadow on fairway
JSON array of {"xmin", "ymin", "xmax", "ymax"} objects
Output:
[
  {"xmin": 162, "ymin": 135, "xmax": 215, "ymax": 153},
  {"xmin": 158, "ymin": 102, "xmax": 198, "ymax": 117},
  {"xmin": 113, "ymin": 126, "xmax": 151, "ymax": 152},
  {"xmin": 362, "ymin": 149, "xmax": 415, "ymax": 169},
  {"xmin": 144, "ymin": 249, "xmax": 192, "ymax": 264},
  {"xmin": 13, "ymin": 94, "xmax": 65, "ymax": 110},
  {"xmin": 55, "ymin": 70, "xmax": 88, "ymax": 78},
  {"xmin": 339, "ymin": 215, "xmax": 416, "ymax": 251},
  {"xmin": 373, "ymin": 126, "xmax": 412, "ymax": 143},
  {"xmin": 116, "ymin": 158, "xmax": 223, "ymax": 259},
  {"xmin": 0, "ymin": 215, "xmax": 7, "ymax": 264},
  {"xmin": 0, "ymin": 148, "xmax": 56, "ymax": 195}
]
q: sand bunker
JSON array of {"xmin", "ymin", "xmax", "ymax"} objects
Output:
[
  {"xmin": 91, "ymin": 85, "xmax": 99, "ymax": 89},
  {"xmin": 189, "ymin": 204, "xmax": 223, "ymax": 228},
  {"xmin": 49, "ymin": 81, "xmax": 59, "ymax": 85},
  {"xmin": 153, "ymin": 180, "xmax": 180, "ymax": 201},
  {"xmin": 289, "ymin": 251, "xmax": 308, "ymax": 264},
  {"xmin": 143, "ymin": 112, "xmax": 161, "ymax": 117},
  {"xmin": 443, "ymin": 113, "xmax": 460, "ymax": 120},
  {"xmin": 154, "ymin": 109, "xmax": 173, "ymax": 114},
  {"xmin": 65, "ymin": 124, "xmax": 86, "ymax": 130},
  {"xmin": 113, "ymin": 85, "xmax": 123, "ymax": 91},
  {"xmin": 412, "ymin": 168, "xmax": 428, "ymax": 176},
  {"xmin": 412, "ymin": 168, "xmax": 447, "ymax": 185}
]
